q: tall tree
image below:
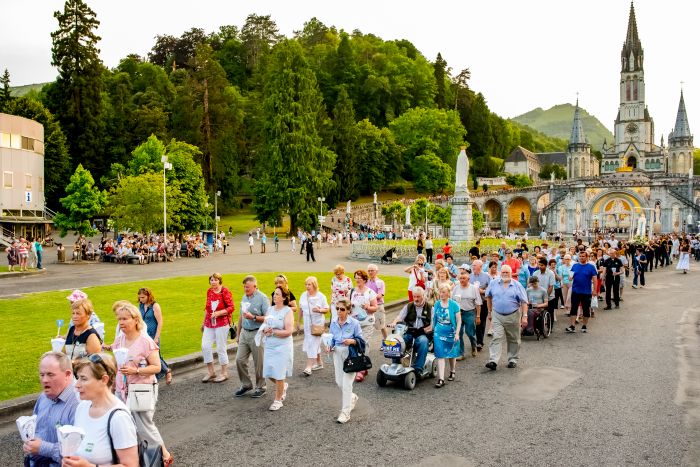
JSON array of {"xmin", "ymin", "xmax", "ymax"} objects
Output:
[
  {"xmin": 331, "ymin": 86, "xmax": 359, "ymax": 203},
  {"xmin": 0, "ymin": 69, "xmax": 11, "ymax": 107},
  {"xmin": 1, "ymin": 97, "xmax": 71, "ymax": 208},
  {"xmin": 253, "ymin": 40, "xmax": 336, "ymax": 232},
  {"xmin": 433, "ymin": 53, "xmax": 447, "ymax": 109},
  {"xmin": 240, "ymin": 14, "xmax": 281, "ymax": 73},
  {"xmin": 52, "ymin": 164, "xmax": 107, "ymax": 236},
  {"xmin": 49, "ymin": 0, "xmax": 105, "ymax": 177}
]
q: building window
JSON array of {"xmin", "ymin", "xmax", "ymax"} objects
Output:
[
  {"xmin": 38, "ymin": 177, "xmax": 44, "ymax": 191},
  {"xmin": 21, "ymin": 137, "xmax": 34, "ymax": 151},
  {"xmin": 0, "ymin": 132, "xmax": 9, "ymax": 147},
  {"xmin": 25, "ymin": 174, "xmax": 32, "ymax": 189},
  {"xmin": 625, "ymin": 80, "xmax": 631, "ymax": 101},
  {"xmin": 10, "ymin": 134, "xmax": 21, "ymax": 149},
  {"xmin": 633, "ymin": 78, "xmax": 638, "ymax": 101},
  {"xmin": 3, "ymin": 171, "xmax": 12, "ymax": 188}
]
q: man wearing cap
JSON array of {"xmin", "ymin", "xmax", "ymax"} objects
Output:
[{"xmin": 484, "ymin": 265, "xmax": 529, "ymax": 370}]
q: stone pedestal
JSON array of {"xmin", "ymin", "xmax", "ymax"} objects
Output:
[{"xmin": 449, "ymin": 195, "xmax": 474, "ymax": 242}]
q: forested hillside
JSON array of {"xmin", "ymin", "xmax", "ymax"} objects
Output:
[{"xmin": 0, "ymin": 1, "xmax": 567, "ymax": 231}]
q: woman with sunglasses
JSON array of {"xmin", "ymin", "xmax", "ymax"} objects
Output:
[
  {"xmin": 111, "ymin": 301, "xmax": 173, "ymax": 466},
  {"xmin": 262, "ymin": 286, "xmax": 295, "ymax": 411},
  {"xmin": 62, "ymin": 353, "xmax": 139, "ymax": 467},
  {"xmin": 137, "ymin": 287, "xmax": 172, "ymax": 385},
  {"xmin": 405, "ymin": 254, "xmax": 427, "ymax": 302},
  {"xmin": 327, "ymin": 298, "xmax": 363, "ymax": 424},
  {"xmin": 272, "ymin": 274, "xmax": 297, "ymax": 314}
]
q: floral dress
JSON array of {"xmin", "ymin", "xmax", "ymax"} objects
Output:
[{"xmin": 331, "ymin": 275, "xmax": 353, "ymax": 319}]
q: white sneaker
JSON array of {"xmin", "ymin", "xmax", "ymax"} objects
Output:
[
  {"xmin": 337, "ymin": 410, "xmax": 351, "ymax": 424},
  {"xmin": 350, "ymin": 393, "xmax": 358, "ymax": 411},
  {"xmin": 311, "ymin": 364, "xmax": 324, "ymax": 371},
  {"xmin": 487, "ymin": 330, "xmax": 493, "ymax": 337},
  {"xmin": 269, "ymin": 400, "xmax": 283, "ymax": 411},
  {"xmin": 281, "ymin": 382, "xmax": 289, "ymax": 401}
]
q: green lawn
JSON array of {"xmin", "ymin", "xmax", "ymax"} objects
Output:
[
  {"xmin": 218, "ymin": 209, "xmax": 291, "ymax": 237},
  {"xmin": 0, "ymin": 272, "xmax": 407, "ymax": 401}
]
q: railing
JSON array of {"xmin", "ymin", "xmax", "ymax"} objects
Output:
[
  {"xmin": 43, "ymin": 206, "xmax": 57, "ymax": 220},
  {"xmin": 350, "ymin": 240, "xmax": 480, "ymax": 261},
  {"xmin": 668, "ymin": 186, "xmax": 700, "ymax": 213},
  {"xmin": 0, "ymin": 226, "xmax": 14, "ymax": 247}
]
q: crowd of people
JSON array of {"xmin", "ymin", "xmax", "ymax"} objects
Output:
[
  {"xmin": 6, "ymin": 236, "xmax": 44, "ymax": 271},
  {"xmin": 19, "ymin": 228, "xmax": 699, "ymax": 466}
]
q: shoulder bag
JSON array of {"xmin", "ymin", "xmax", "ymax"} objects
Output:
[
  {"xmin": 308, "ymin": 296, "xmax": 326, "ymax": 336},
  {"xmin": 108, "ymin": 408, "xmax": 164, "ymax": 467},
  {"xmin": 219, "ymin": 288, "xmax": 237, "ymax": 340},
  {"xmin": 343, "ymin": 345, "xmax": 372, "ymax": 373},
  {"xmin": 127, "ymin": 383, "xmax": 156, "ymax": 413}
]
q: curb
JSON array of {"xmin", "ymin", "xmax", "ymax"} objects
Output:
[
  {"xmin": 0, "ymin": 298, "xmax": 408, "ymax": 419},
  {"xmin": 0, "ymin": 269, "xmax": 47, "ymax": 279}
]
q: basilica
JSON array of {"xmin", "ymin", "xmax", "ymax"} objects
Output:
[{"xmin": 458, "ymin": 3, "xmax": 699, "ymax": 239}]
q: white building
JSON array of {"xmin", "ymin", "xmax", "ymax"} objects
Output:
[{"xmin": 0, "ymin": 112, "xmax": 50, "ymax": 245}]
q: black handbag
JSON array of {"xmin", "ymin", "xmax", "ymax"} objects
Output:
[
  {"xmin": 343, "ymin": 350, "xmax": 372, "ymax": 373},
  {"xmin": 108, "ymin": 409, "xmax": 164, "ymax": 467},
  {"xmin": 229, "ymin": 323, "xmax": 237, "ymax": 340}
]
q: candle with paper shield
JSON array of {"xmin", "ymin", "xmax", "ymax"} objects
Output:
[
  {"xmin": 93, "ymin": 322, "xmax": 105, "ymax": 341},
  {"xmin": 57, "ymin": 425, "xmax": 85, "ymax": 456},
  {"xmin": 56, "ymin": 319, "xmax": 64, "ymax": 338},
  {"xmin": 16, "ymin": 415, "xmax": 37, "ymax": 442},
  {"xmin": 51, "ymin": 337, "xmax": 65, "ymax": 353},
  {"xmin": 113, "ymin": 348, "xmax": 129, "ymax": 367},
  {"xmin": 321, "ymin": 333, "xmax": 333, "ymax": 363}
]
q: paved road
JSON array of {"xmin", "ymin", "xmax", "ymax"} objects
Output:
[
  {"xmin": 1, "ymin": 265, "xmax": 698, "ymax": 466},
  {"xmin": 0, "ymin": 236, "xmax": 409, "ymax": 297}
]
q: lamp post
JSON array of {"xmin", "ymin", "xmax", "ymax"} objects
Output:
[
  {"xmin": 161, "ymin": 155, "xmax": 173, "ymax": 244},
  {"xmin": 317, "ymin": 196, "xmax": 325, "ymax": 232},
  {"xmin": 424, "ymin": 202, "xmax": 429, "ymax": 235},
  {"xmin": 214, "ymin": 190, "xmax": 221, "ymax": 240}
]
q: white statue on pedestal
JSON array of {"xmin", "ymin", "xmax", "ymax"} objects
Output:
[
  {"xmin": 454, "ymin": 147, "xmax": 469, "ymax": 196},
  {"xmin": 405, "ymin": 206, "xmax": 411, "ymax": 226}
]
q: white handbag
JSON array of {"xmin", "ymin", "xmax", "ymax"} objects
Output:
[{"xmin": 127, "ymin": 383, "xmax": 156, "ymax": 412}]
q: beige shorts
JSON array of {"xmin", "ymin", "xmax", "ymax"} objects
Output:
[{"xmin": 373, "ymin": 305, "xmax": 386, "ymax": 330}]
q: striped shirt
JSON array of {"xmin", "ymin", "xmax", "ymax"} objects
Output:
[{"xmin": 29, "ymin": 383, "xmax": 79, "ymax": 467}]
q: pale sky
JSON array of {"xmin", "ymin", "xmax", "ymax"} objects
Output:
[{"xmin": 2, "ymin": 0, "xmax": 697, "ymax": 140}]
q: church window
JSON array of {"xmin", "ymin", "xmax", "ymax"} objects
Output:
[
  {"xmin": 633, "ymin": 77, "xmax": 638, "ymax": 101},
  {"xmin": 625, "ymin": 80, "xmax": 631, "ymax": 101}
]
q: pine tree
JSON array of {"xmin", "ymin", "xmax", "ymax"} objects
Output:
[
  {"xmin": 0, "ymin": 69, "xmax": 11, "ymax": 108},
  {"xmin": 49, "ymin": 0, "xmax": 105, "ymax": 178},
  {"xmin": 331, "ymin": 86, "xmax": 359, "ymax": 203},
  {"xmin": 434, "ymin": 53, "xmax": 447, "ymax": 109},
  {"xmin": 253, "ymin": 40, "xmax": 336, "ymax": 232}
]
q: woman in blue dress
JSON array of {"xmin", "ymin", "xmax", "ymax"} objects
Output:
[
  {"xmin": 432, "ymin": 284, "xmax": 462, "ymax": 388},
  {"xmin": 263, "ymin": 286, "xmax": 294, "ymax": 411}
]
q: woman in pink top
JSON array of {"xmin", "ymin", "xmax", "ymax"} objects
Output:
[{"xmin": 112, "ymin": 301, "xmax": 173, "ymax": 466}]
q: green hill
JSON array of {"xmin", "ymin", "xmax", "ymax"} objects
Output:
[
  {"xmin": 9, "ymin": 82, "xmax": 49, "ymax": 97},
  {"xmin": 512, "ymin": 103, "xmax": 613, "ymax": 151}
]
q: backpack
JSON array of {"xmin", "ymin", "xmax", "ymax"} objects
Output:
[{"xmin": 107, "ymin": 408, "xmax": 164, "ymax": 467}]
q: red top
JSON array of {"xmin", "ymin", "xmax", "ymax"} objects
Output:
[
  {"xmin": 443, "ymin": 244, "xmax": 452, "ymax": 255},
  {"xmin": 503, "ymin": 257, "xmax": 521, "ymax": 276},
  {"xmin": 204, "ymin": 287, "xmax": 235, "ymax": 328}
]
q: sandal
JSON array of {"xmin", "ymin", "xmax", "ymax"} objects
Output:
[
  {"xmin": 447, "ymin": 371, "xmax": 455, "ymax": 381},
  {"xmin": 165, "ymin": 369, "xmax": 173, "ymax": 385},
  {"xmin": 435, "ymin": 379, "xmax": 445, "ymax": 388},
  {"xmin": 302, "ymin": 368, "xmax": 312, "ymax": 377},
  {"xmin": 201, "ymin": 374, "xmax": 216, "ymax": 383},
  {"xmin": 164, "ymin": 454, "xmax": 174, "ymax": 467}
]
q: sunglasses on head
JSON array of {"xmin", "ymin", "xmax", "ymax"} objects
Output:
[{"xmin": 75, "ymin": 353, "xmax": 109, "ymax": 378}]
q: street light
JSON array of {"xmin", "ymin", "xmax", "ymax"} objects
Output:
[
  {"xmin": 161, "ymin": 155, "xmax": 173, "ymax": 244},
  {"xmin": 317, "ymin": 196, "xmax": 325, "ymax": 231},
  {"xmin": 214, "ymin": 190, "xmax": 221, "ymax": 240}
]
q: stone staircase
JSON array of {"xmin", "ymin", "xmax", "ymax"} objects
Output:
[{"xmin": 668, "ymin": 185, "xmax": 700, "ymax": 215}]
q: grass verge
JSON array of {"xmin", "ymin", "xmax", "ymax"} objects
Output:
[{"xmin": 0, "ymin": 272, "xmax": 407, "ymax": 401}]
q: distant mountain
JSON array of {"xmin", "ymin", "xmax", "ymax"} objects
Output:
[
  {"xmin": 512, "ymin": 103, "xmax": 613, "ymax": 151},
  {"xmin": 9, "ymin": 83, "xmax": 48, "ymax": 97}
]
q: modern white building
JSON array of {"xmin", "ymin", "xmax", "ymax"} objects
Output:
[{"xmin": 0, "ymin": 112, "xmax": 51, "ymax": 245}]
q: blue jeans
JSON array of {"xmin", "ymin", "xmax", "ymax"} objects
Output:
[
  {"xmin": 459, "ymin": 309, "xmax": 477, "ymax": 355},
  {"xmin": 392, "ymin": 333, "xmax": 429, "ymax": 371},
  {"xmin": 36, "ymin": 250, "xmax": 42, "ymax": 269}
]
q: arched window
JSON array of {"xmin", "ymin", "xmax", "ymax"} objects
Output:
[
  {"xmin": 633, "ymin": 77, "xmax": 638, "ymax": 101},
  {"xmin": 625, "ymin": 79, "xmax": 631, "ymax": 101}
]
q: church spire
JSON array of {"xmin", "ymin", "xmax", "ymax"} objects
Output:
[
  {"xmin": 672, "ymin": 89, "xmax": 692, "ymax": 139},
  {"xmin": 569, "ymin": 99, "xmax": 588, "ymax": 148},
  {"xmin": 621, "ymin": 2, "xmax": 643, "ymax": 72}
]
